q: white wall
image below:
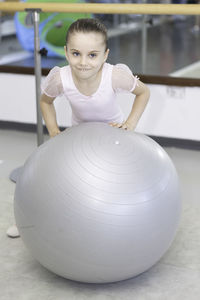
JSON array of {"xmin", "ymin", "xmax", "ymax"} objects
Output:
[{"xmin": 0, "ymin": 72, "xmax": 199, "ymax": 141}]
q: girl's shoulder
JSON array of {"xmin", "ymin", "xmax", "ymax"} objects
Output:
[
  {"xmin": 113, "ymin": 63, "xmax": 133, "ymax": 74},
  {"xmin": 112, "ymin": 63, "xmax": 139, "ymax": 93},
  {"xmin": 48, "ymin": 65, "xmax": 69, "ymax": 76},
  {"xmin": 41, "ymin": 66, "xmax": 69, "ymax": 97},
  {"xmin": 105, "ymin": 62, "xmax": 132, "ymax": 73}
]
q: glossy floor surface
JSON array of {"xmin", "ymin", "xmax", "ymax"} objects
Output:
[{"xmin": 0, "ymin": 128, "xmax": 200, "ymax": 299}]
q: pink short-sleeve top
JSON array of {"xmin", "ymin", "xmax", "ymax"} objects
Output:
[{"xmin": 41, "ymin": 62, "xmax": 138, "ymax": 126}]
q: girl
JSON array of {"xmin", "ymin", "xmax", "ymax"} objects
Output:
[
  {"xmin": 40, "ymin": 17, "xmax": 150, "ymax": 137},
  {"xmin": 7, "ymin": 18, "xmax": 150, "ymax": 238}
]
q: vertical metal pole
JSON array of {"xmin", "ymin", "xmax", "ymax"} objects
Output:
[
  {"xmin": 9, "ymin": 9, "xmax": 44, "ymax": 183},
  {"xmin": 113, "ymin": 0, "xmax": 119, "ymax": 28},
  {"xmin": 113, "ymin": 14, "xmax": 119, "ymax": 28},
  {"xmin": 32, "ymin": 10, "xmax": 44, "ymax": 146},
  {"xmin": 141, "ymin": 1, "xmax": 147, "ymax": 74},
  {"xmin": 0, "ymin": 11, "xmax": 2, "ymax": 43}
]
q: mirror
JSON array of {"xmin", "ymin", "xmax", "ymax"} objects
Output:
[{"xmin": 0, "ymin": 7, "xmax": 200, "ymax": 79}]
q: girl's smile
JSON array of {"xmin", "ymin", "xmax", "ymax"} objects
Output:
[{"xmin": 65, "ymin": 32, "xmax": 109, "ymax": 82}]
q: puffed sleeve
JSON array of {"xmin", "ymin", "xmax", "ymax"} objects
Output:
[
  {"xmin": 112, "ymin": 64, "xmax": 139, "ymax": 93},
  {"xmin": 41, "ymin": 66, "xmax": 64, "ymax": 98}
]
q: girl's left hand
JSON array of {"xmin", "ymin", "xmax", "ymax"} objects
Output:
[{"xmin": 109, "ymin": 122, "xmax": 134, "ymax": 131}]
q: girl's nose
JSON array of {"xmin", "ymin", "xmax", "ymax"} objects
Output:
[{"xmin": 80, "ymin": 55, "xmax": 87, "ymax": 66}]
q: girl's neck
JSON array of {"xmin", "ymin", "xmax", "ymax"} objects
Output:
[{"xmin": 71, "ymin": 65, "xmax": 104, "ymax": 96}]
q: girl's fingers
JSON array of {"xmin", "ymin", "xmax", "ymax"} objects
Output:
[
  {"xmin": 121, "ymin": 123, "xmax": 128, "ymax": 130},
  {"xmin": 109, "ymin": 122, "xmax": 122, "ymax": 128},
  {"xmin": 109, "ymin": 123, "xmax": 131, "ymax": 130}
]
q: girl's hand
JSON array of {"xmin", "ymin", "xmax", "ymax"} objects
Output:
[
  {"xmin": 50, "ymin": 129, "xmax": 61, "ymax": 138},
  {"xmin": 109, "ymin": 122, "xmax": 135, "ymax": 131}
]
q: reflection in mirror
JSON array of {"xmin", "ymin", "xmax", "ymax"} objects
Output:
[{"xmin": 0, "ymin": 6, "xmax": 200, "ymax": 79}]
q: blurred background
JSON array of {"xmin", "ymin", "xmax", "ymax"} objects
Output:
[{"xmin": 1, "ymin": 0, "xmax": 200, "ymax": 78}]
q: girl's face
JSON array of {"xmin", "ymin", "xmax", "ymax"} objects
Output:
[{"xmin": 65, "ymin": 32, "xmax": 109, "ymax": 80}]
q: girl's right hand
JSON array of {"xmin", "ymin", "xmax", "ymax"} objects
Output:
[{"xmin": 50, "ymin": 129, "xmax": 61, "ymax": 138}]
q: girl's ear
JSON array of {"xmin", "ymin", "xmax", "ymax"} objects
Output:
[
  {"xmin": 64, "ymin": 46, "xmax": 68, "ymax": 61},
  {"xmin": 104, "ymin": 48, "xmax": 110, "ymax": 62}
]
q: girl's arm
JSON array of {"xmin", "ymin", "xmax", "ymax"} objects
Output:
[
  {"xmin": 40, "ymin": 93, "xmax": 61, "ymax": 137},
  {"xmin": 110, "ymin": 80, "xmax": 150, "ymax": 131},
  {"xmin": 123, "ymin": 80, "xmax": 150, "ymax": 130}
]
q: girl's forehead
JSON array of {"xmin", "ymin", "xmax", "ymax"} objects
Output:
[{"xmin": 68, "ymin": 32, "xmax": 105, "ymax": 49}]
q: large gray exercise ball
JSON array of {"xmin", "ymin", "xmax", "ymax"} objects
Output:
[{"xmin": 14, "ymin": 122, "xmax": 181, "ymax": 283}]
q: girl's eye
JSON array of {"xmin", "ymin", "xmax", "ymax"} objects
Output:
[
  {"xmin": 73, "ymin": 52, "xmax": 79, "ymax": 56},
  {"xmin": 89, "ymin": 53, "xmax": 97, "ymax": 58}
]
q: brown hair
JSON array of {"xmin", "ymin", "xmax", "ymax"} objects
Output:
[{"xmin": 66, "ymin": 18, "xmax": 108, "ymax": 50}]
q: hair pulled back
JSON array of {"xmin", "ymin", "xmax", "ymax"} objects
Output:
[{"xmin": 66, "ymin": 18, "xmax": 108, "ymax": 50}]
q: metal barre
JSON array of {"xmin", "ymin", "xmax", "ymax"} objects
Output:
[{"xmin": 0, "ymin": 3, "xmax": 200, "ymax": 15}]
